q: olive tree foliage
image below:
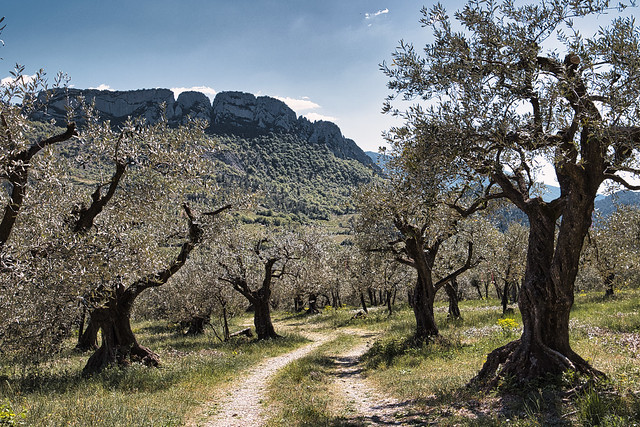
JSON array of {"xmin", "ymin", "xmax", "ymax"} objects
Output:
[
  {"xmin": 581, "ymin": 205, "xmax": 640, "ymax": 294},
  {"xmin": 137, "ymin": 244, "xmax": 245, "ymax": 340},
  {"xmin": 273, "ymin": 226, "xmax": 331, "ymax": 313},
  {"xmin": 469, "ymin": 220, "xmax": 528, "ymax": 312},
  {"xmin": 382, "ymin": 0, "xmax": 640, "ymax": 384},
  {"xmin": 216, "ymin": 225, "xmax": 310, "ymax": 340},
  {"xmin": 0, "ymin": 65, "xmax": 78, "ymax": 358},
  {"xmin": 0, "ymin": 59, "xmax": 220, "ymax": 367}
]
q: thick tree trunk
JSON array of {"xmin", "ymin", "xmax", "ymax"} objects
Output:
[
  {"xmin": 474, "ymin": 199, "xmax": 602, "ymax": 386},
  {"xmin": 82, "ymin": 288, "xmax": 159, "ymax": 376},
  {"xmin": 412, "ymin": 276, "xmax": 438, "ymax": 341},
  {"xmin": 253, "ymin": 297, "xmax": 278, "ymax": 340},
  {"xmin": 77, "ymin": 313, "xmax": 99, "ymax": 351}
]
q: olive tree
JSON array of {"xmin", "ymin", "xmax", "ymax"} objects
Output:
[
  {"xmin": 355, "ymin": 179, "xmax": 478, "ymax": 341},
  {"xmin": 217, "ymin": 225, "xmax": 307, "ymax": 340},
  {"xmin": 383, "ymin": 0, "xmax": 640, "ymax": 384}
]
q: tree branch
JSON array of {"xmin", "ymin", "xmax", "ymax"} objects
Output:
[
  {"xmin": 434, "ymin": 242, "xmax": 476, "ymax": 292},
  {"xmin": 124, "ymin": 203, "xmax": 203, "ymax": 301},
  {"xmin": 0, "ymin": 123, "xmax": 77, "ymax": 246},
  {"xmin": 603, "ymin": 173, "xmax": 640, "ymax": 190}
]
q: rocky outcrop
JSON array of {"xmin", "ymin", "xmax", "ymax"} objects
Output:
[
  {"xmin": 32, "ymin": 88, "xmax": 177, "ymax": 125},
  {"xmin": 31, "ymin": 88, "xmax": 376, "ymax": 168}
]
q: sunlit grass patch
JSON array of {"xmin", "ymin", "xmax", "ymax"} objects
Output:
[
  {"xmin": 265, "ymin": 334, "xmax": 358, "ymax": 426},
  {"xmin": 0, "ymin": 318, "xmax": 307, "ymax": 426}
]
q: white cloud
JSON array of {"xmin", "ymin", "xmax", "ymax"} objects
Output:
[
  {"xmin": 365, "ymin": 8, "xmax": 389, "ymax": 19},
  {"xmin": 89, "ymin": 84, "xmax": 112, "ymax": 91},
  {"xmin": 304, "ymin": 112, "xmax": 338, "ymax": 122},
  {"xmin": 1, "ymin": 73, "xmax": 37, "ymax": 87},
  {"xmin": 171, "ymin": 86, "xmax": 217, "ymax": 102},
  {"xmin": 275, "ymin": 96, "xmax": 320, "ymax": 112}
]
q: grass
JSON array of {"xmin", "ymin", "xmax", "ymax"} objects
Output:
[
  {"xmin": 357, "ymin": 290, "xmax": 640, "ymax": 425},
  {"xmin": 1, "ymin": 290, "xmax": 639, "ymax": 426},
  {"xmin": 0, "ymin": 315, "xmax": 307, "ymax": 426},
  {"xmin": 265, "ymin": 334, "xmax": 361, "ymax": 427}
]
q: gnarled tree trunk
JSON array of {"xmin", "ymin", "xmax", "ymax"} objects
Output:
[
  {"xmin": 83, "ymin": 284, "xmax": 160, "ymax": 375},
  {"xmin": 474, "ymin": 193, "xmax": 602, "ymax": 386}
]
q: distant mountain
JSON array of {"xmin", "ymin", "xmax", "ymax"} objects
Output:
[
  {"xmin": 594, "ymin": 190, "xmax": 640, "ymax": 218},
  {"xmin": 32, "ymin": 88, "xmax": 379, "ymax": 219},
  {"xmin": 33, "ymin": 88, "xmax": 376, "ymax": 169},
  {"xmin": 365, "ymin": 151, "xmax": 390, "ymax": 169}
]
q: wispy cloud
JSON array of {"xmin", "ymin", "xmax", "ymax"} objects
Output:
[
  {"xmin": 171, "ymin": 86, "xmax": 217, "ymax": 102},
  {"xmin": 89, "ymin": 83, "xmax": 112, "ymax": 91},
  {"xmin": 275, "ymin": 96, "xmax": 320, "ymax": 112},
  {"xmin": 304, "ymin": 112, "xmax": 338, "ymax": 122},
  {"xmin": 365, "ymin": 8, "xmax": 389, "ymax": 19}
]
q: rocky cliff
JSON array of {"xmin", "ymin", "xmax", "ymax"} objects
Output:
[{"xmin": 32, "ymin": 88, "xmax": 375, "ymax": 168}]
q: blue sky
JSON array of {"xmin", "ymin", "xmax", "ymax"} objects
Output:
[{"xmin": 1, "ymin": 0, "xmax": 450, "ymax": 152}]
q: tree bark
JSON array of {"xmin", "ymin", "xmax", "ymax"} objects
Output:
[
  {"xmin": 359, "ymin": 292, "xmax": 368, "ymax": 314},
  {"xmin": 222, "ymin": 306, "xmax": 230, "ymax": 341},
  {"xmin": 253, "ymin": 296, "xmax": 278, "ymax": 340},
  {"xmin": 501, "ymin": 281, "xmax": 510, "ymax": 315},
  {"xmin": 446, "ymin": 279, "xmax": 462, "ymax": 320},
  {"xmin": 412, "ymin": 276, "xmax": 439, "ymax": 341},
  {"xmin": 307, "ymin": 293, "xmax": 320, "ymax": 314},
  {"xmin": 0, "ymin": 123, "xmax": 76, "ymax": 247},
  {"xmin": 82, "ymin": 284, "xmax": 160, "ymax": 375},
  {"xmin": 77, "ymin": 314, "xmax": 99, "ymax": 351}
]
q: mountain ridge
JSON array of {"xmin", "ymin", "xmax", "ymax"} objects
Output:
[
  {"xmin": 31, "ymin": 87, "xmax": 379, "ymax": 219},
  {"xmin": 32, "ymin": 88, "xmax": 375, "ymax": 169}
]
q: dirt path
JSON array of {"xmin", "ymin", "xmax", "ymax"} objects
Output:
[
  {"xmin": 334, "ymin": 331, "xmax": 426, "ymax": 426},
  {"xmin": 198, "ymin": 334, "xmax": 330, "ymax": 427}
]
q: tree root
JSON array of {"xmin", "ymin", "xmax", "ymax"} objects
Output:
[
  {"xmin": 82, "ymin": 343, "xmax": 160, "ymax": 376},
  {"xmin": 470, "ymin": 339, "xmax": 606, "ymax": 390}
]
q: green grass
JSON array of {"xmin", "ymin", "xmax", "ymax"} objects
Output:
[
  {"xmin": 265, "ymin": 334, "xmax": 360, "ymax": 427},
  {"xmin": 358, "ymin": 291, "xmax": 640, "ymax": 425},
  {"xmin": 0, "ymin": 316, "xmax": 307, "ymax": 426},
  {"xmin": 1, "ymin": 291, "xmax": 639, "ymax": 426}
]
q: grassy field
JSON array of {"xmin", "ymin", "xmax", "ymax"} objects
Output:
[
  {"xmin": 0, "ymin": 316, "xmax": 307, "ymax": 426},
  {"xmin": 1, "ymin": 291, "xmax": 639, "ymax": 426}
]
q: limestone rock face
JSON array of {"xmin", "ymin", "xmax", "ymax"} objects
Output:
[
  {"xmin": 174, "ymin": 91, "xmax": 211, "ymax": 124},
  {"xmin": 31, "ymin": 88, "xmax": 376, "ymax": 168},
  {"xmin": 32, "ymin": 88, "xmax": 176, "ymax": 125},
  {"xmin": 210, "ymin": 91, "xmax": 298, "ymax": 133}
]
